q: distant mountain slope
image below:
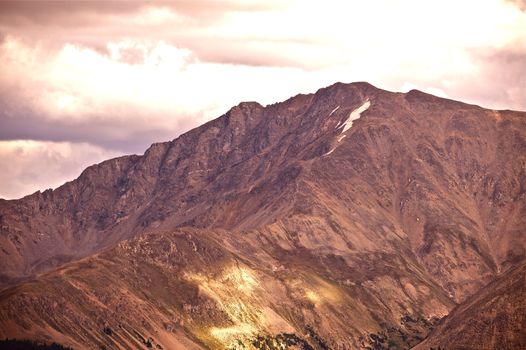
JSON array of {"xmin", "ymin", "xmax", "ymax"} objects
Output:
[
  {"xmin": 414, "ymin": 260, "xmax": 526, "ymax": 350},
  {"xmin": 0, "ymin": 82, "xmax": 525, "ymax": 349}
]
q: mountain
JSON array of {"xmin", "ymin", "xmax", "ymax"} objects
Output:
[{"xmin": 0, "ymin": 82, "xmax": 525, "ymax": 349}]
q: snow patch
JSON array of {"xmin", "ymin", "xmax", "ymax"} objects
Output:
[
  {"xmin": 339, "ymin": 100, "xmax": 370, "ymax": 133},
  {"xmin": 338, "ymin": 135, "xmax": 346, "ymax": 142},
  {"xmin": 328, "ymin": 105, "xmax": 340, "ymax": 117},
  {"xmin": 324, "ymin": 148, "xmax": 335, "ymax": 156}
]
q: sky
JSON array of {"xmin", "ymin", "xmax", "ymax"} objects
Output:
[{"xmin": 0, "ymin": 0, "xmax": 525, "ymax": 199}]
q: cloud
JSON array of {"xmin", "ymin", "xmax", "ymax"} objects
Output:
[
  {"xmin": 507, "ymin": 0, "xmax": 526, "ymax": 11},
  {"xmin": 453, "ymin": 47, "xmax": 526, "ymax": 110},
  {"xmin": 0, "ymin": 1, "xmax": 278, "ymax": 26},
  {"xmin": 0, "ymin": 140, "xmax": 120, "ymax": 199},
  {"xmin": 0, "ymin": 36, "xmax": 327, "ymax": 154}
]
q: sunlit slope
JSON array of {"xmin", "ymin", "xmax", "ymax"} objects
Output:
[{"xmin": 0, "ymin": 228, "xmax": 455, "ymax": 349}]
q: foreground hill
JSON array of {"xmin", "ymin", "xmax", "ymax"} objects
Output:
[
  {"xmin": 0, "ymin": 228, "xmax": 453, "ymax": 349},
  {"xmin": 0, "ymin": 82, "xmax": 525, "ymax": 349},
  {"xmin": 414, "ymin": 260, "xmax": 526, "ymax": 350}
]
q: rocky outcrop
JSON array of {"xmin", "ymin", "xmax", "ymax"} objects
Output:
[{"xmin": 414, "ymin": 260, "xmax": 526, "ymax": 350}]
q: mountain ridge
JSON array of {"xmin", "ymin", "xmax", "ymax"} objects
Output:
[
  {"xmin": 0, "ymin": 81, "xmax": 387, "ymax": 286},
  {"xmin": 0, "ymin": 81, "xmax": 525, "ymax": 349},
  {"xmin": 2, "ymin": 81, "xmax": 525, "ymax": 293}
]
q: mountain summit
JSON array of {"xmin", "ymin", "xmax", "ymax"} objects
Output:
[{"xmin": 1, "ymin": 82, "xmax": 525, "ymax": 349}]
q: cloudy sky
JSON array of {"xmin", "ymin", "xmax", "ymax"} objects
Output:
[{"xmin": 0, "ymin": 0, "xmax": 525, "ymax": 199}]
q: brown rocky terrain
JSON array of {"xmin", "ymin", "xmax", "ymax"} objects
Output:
[
  {"xmin": 414, "ymin": 260, "xmax": 526, "ymax": 350},
  {"xmin": 0, "ymin": 82, "xmax": 525, "ymax": 349},
  {"xmin": 0, "ymin": 228, "xmax": 452, "ymax": 349}
]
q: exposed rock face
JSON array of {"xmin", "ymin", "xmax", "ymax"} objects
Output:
[
  {"xmin": 414, "ymin": 260, "xmax": 526, "ymax": 350},
  {"xmin": 0, "ymin": 82, "xmax": 525, "ymax": 349}
]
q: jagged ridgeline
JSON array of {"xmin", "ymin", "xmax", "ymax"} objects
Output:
[{"xmin": 0, "ymin": 82, "xmax": 525, "ymax": 349}]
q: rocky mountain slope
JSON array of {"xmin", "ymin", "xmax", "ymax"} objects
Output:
[
  {"xmin": 414, "ymin": 260, "xmax": 526, "ymax": 350},
  {"xmin": 0, "ymin": 228, "xmax": 453, "ymax": 349},
  {"xmin": 0, "ymin": 82, "xmax": 525, "ymax": 349}
]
